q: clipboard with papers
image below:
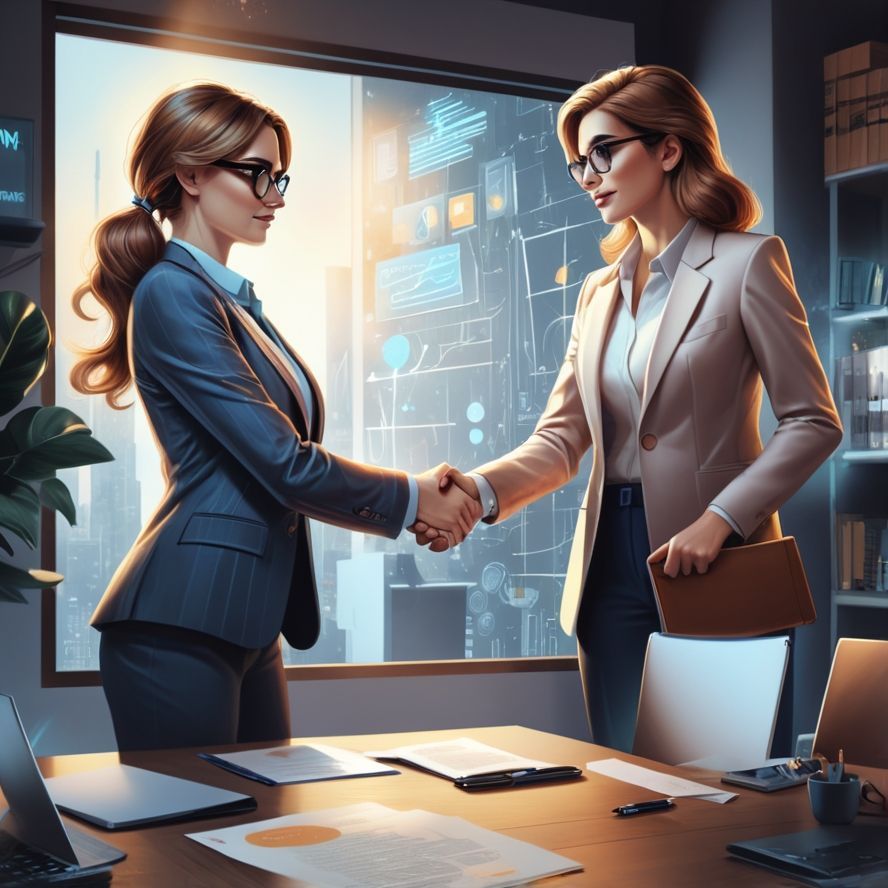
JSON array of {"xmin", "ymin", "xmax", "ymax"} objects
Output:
[
  {"xmin": 366, "ymin": 737, "xmax": 583, "ymax": 791},
  {"xmin": 647, "ymin": 536, "xmax": 816, "ymax": 637}
]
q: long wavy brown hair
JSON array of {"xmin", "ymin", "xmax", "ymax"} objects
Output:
[
  {"xmin": 556, "ymin": 65, "xmax": 761, "ymax": 265},
  {"xmin": 70, "ymin": 83, "xmax": 291, "ymax": 408}
]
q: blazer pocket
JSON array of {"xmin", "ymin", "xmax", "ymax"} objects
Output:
[
  {"xmin": 179, "ymin": 512, "xmax": 269, "ymax": 557},
  {"xmin": 695, "ymin": 462, "xmax": 752, "ymax": 506},
  {"xmin": 683, "ymin": 314, "xmax": 727, "ymax": 343}
]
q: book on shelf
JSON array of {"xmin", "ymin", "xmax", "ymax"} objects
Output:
[
  {"xmin": 870, "ymin": 347, "xmax": 888, "ymax": 449},
  {"xmin": 837, "ymin": 347, "xmax": 888, "ymax": 451},
  {"xmin": 837, "ymin": 257, "xmax": 885, "ymax": 307},
  {"xmin": 851, "ymin": 351, "xmax": 869, "ymax": 449},
  {"xmin": 835, "ymin": 355, "xmax": 853, "ymax": 439},
  {"xmin": 836, "ymin": 515, "xmax": 888, "ymax": 592}
]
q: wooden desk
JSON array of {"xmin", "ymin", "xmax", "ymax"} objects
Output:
[{"xmin": 37, "ymin": 726, "xmax": 816, "ymax": 887}]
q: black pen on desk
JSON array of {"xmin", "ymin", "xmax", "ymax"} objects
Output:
[{"xmin": 613, "ymin": 798, "xmax": 675, "ymax": 816}]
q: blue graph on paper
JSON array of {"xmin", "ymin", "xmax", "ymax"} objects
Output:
[{"xmin": 376, "ymin": 243, "xmax": 464, "ymax": 319}]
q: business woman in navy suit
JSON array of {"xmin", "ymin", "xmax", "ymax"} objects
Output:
[{"xmin": 71, "ymin": 83, "xmax": 479, "ymax": 751}]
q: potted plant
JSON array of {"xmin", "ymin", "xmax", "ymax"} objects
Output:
[{"xmin": 0, "ymin": 289, "xmax": 113, "ymax": 602}]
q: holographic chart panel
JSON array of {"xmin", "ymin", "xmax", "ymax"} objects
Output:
[{"xmin": 357, "ymin": 79, "xmax": 608, "ymax": 659}]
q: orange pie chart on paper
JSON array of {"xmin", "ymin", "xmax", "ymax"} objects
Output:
[{"xmin": 245, "ymin": 826, "xmax": 342, "ymax": 847}]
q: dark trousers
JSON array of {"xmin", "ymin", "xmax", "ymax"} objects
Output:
[
  {"xmin": 576, "ymin": 484, "xmax": 660, "ymax": 753},
  {"xmin": 99, "ymin": 621, "xmax": 290, "ymax": 752},
  {"xmin": 576, "ymin": 483, "xmax": 795, "ymax": 755}
]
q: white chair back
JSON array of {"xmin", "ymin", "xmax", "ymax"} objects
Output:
[{"xmin": 632, "ymin": 633, "xmax": 790, "ymax": 771}]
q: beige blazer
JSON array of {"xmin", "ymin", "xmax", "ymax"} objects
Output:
[{"xmin": 474, "ymin": 223, "xmax": 842, "ymax": 637}]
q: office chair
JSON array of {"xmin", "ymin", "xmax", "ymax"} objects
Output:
[{"xmin": 632, "ymin": 633, "xmax": 790, "ymax": 772}]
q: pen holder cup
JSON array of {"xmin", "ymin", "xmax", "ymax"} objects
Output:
[{"xmin": 808, "ymin": 773, "xmax": 860, "ymax": 825}]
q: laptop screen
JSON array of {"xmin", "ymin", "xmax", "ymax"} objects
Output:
[
  {"xmin": 812, "ymin": 638, "xmax": 888, "ymax": 769},
  {"xmin": 0, "ymin": 693, "xmax": 80, "ymax": 864}
]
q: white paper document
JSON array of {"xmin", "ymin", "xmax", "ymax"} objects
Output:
[
  {"xmin": 199, "ymin": 743, "xmax": 399, "ymax": 785},
  {"xmin": 586, "ymin": 758, "xmax": 737, "ymax": 804},
  {"xmin": 366, "ymin": 737, "xmax": 559, "ymax": 780},
  {"xmin": 187, "ymin": 801, "xmax": 582, "ymax": 887}
]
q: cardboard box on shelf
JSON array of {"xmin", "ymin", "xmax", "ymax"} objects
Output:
[
  {"xmin": 837, "ymin": 41, "xmax": 888, "ymax": 78},
  {"xmin": 825, "ymin": 52, "xmax": 839, "ymax": 176}
]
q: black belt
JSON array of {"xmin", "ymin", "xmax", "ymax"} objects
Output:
[{"xmin": 602, "ymin": 482, "xmax": 644, "ymax": 509}]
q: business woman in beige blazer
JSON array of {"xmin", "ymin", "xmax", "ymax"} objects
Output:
[{"xmin": 417, "ymin": 66, "xmax": 842, "ymax": 751}]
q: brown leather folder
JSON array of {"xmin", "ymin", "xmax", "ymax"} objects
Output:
[{"xmin": 646, "ymin": 536, "xmax": 816, "ymax": 637}]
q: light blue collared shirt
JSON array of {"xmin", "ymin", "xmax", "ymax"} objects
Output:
[{"xmin": 168, "ymin": 237, "xmax": 418, "ymax": 531}]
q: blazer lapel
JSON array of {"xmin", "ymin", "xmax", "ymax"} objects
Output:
[
  {"xmin": 579, "ymin": 270, "xmax": 621, "ymax": 448},
  {"xmin": 229, "ymin": 301, "xmax": 314, "ymax": 434},
  {"xmin": 264, "ymin": 317, "xmax": 325, "ymax": 441},
  {"xmin": 640, "ymin": 225, "xmax": 715, "ymax": 420},
  {"xmin": 161, "ymin": 244, "xmax": 314, "ymax": 436}
]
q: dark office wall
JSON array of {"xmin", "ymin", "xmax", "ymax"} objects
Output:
[{"xmin": 769, "ymin": 0, "xmax": 888, "ymax": 741}]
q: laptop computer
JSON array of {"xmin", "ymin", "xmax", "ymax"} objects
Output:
[
  {"xmin": 727, "ymin": 823, "xmax": 888, "ymax": 886},
  {"xmin": 0, "ymin": 693, "xmax": 124, "ymax": 884},
  {"xmin": 812, "ymin": 638, "xmax": 888, "ymax": 768}
]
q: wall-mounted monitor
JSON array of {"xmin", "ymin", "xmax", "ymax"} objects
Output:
[{"xmin": 0, "ymin": 115, "xmax": 43, "ymax": 245}]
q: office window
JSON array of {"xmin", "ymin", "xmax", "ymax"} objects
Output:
[{"xmin": 51, "ymin": 30, "xmax": 605, "ymax": 673}]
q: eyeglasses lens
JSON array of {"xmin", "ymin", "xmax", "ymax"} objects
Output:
[
  {"xmin": 568, "ymin": 146, "xmax": 612, "ymax": 184},
  {"xmin": 253, "ymin": 169, "xmax": 289, "ymax": 199}
]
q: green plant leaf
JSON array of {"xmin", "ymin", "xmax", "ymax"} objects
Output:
[
  {"xmin": 5, "ymin": 406, "xmax": 114, "ymax": 481},
  {"xmin": 0, "ymin": 481, "xmax": 39, "ymax": 547},
  {"xmin": 40, "ymin": 478, "xmax": 76, "ymax": 525},
  {"xmin": 0, "ymin": 530, "xmax": 13, "ymax": 557},
  {"xmin": 0, "ymin": 291, "xmax": 51, "ymax": 417},
  {"xmin": 0, "ymin": 560, "xmax": 63, "ymax": 603},
  {"xmin": 0, "ymin": 406, "xmax": 40, "ymax": 456}
]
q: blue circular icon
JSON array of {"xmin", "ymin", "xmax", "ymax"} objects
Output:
[
  {"xmin": 382, "ymin": 335, "xmax": 410, "ymax": 370},
  {"xmin": 466, "ymin": 401, "xmax": 485, "ymax": 423},
  {"xmin": 477, "ymin": 612, "xmax": 495, "ymax": 636},
  {"xmin": 469, "ymin": 428, "xmax": 484, "ymax": 445}
]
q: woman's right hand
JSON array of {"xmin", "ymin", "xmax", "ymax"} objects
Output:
[{"xmin": 413, "ymin": 464, "xmax": 482, "ymax": 549}]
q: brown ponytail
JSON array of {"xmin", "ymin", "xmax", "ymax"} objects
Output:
[
  {"xmin": 70, "ymin": 83, "xmax": 291, "ymax": 408},
  {"xmin": 70, "ymin": 207, "xmax": 164, "ymax": 408}
]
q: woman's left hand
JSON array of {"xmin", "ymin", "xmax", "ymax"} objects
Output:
[{"xmin": 648, "ymin": 510, "xmax": 735, "ymax": 577}]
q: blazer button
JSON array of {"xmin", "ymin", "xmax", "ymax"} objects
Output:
[
  {"xmin": 287, "ymin": 524, "xmax": 298, "ymax": 536},
  {"xmin": 641, "ymin": 434, "xmax": 658, "ymax": 451}
]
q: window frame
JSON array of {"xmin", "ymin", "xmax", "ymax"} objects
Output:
[{"xmin": 40, "ymin": 1, "xmax": 582, "ymax": 688}]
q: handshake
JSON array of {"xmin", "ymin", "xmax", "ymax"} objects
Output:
[{"xmin": 409, "ymin": 464, "xmax": 484, "ymax": 552}]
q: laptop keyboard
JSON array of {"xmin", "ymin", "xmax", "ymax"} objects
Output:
[{"xmin": 0, "ymin": 835, "xmax": 110, "ymax": 885}]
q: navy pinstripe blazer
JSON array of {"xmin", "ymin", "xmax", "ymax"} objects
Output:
[{"xmin": 91, "ymin": 242, "xmax": 410, "ymax": 650}]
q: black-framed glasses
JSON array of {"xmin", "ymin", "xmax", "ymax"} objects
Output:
[
  {"xmin": 861, "ymin": 779, "xmax": 887, "ymax": 815},
  {"xmin": 211, "ymin": 160, "xmax": 290, "ymax": 199},
  {"xmin": 566, "ymin": 132, "xmax": 665, "ymax": 184}
]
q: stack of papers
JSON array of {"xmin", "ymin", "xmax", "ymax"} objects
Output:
[
  {"xmin": 188, "ymin": 801, "xmax": 582, "ymax": 887},
  {"xmin": 366, "ymin": 737, "xmax": 564, "ymax": 780},
  {"xmin": 199, "ymin": 743, "xmax": 398, "ymax": 785},
  {"xmin": 586, "ymin": 758, "xmax": 737, "ymax": 804}
]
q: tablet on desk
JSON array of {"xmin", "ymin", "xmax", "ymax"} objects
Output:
[{"xmin": 721, "ymin": 758, "xmax": 821, "ymax": 793}]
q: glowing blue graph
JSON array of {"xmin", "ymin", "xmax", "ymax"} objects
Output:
[
  {"xmin": 375, "ymin": 243, "xmax": 464, "ymax": 319},
  {"xmin": 408, "ymin": 95, "xmax": 487, "ymax": 179}
]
